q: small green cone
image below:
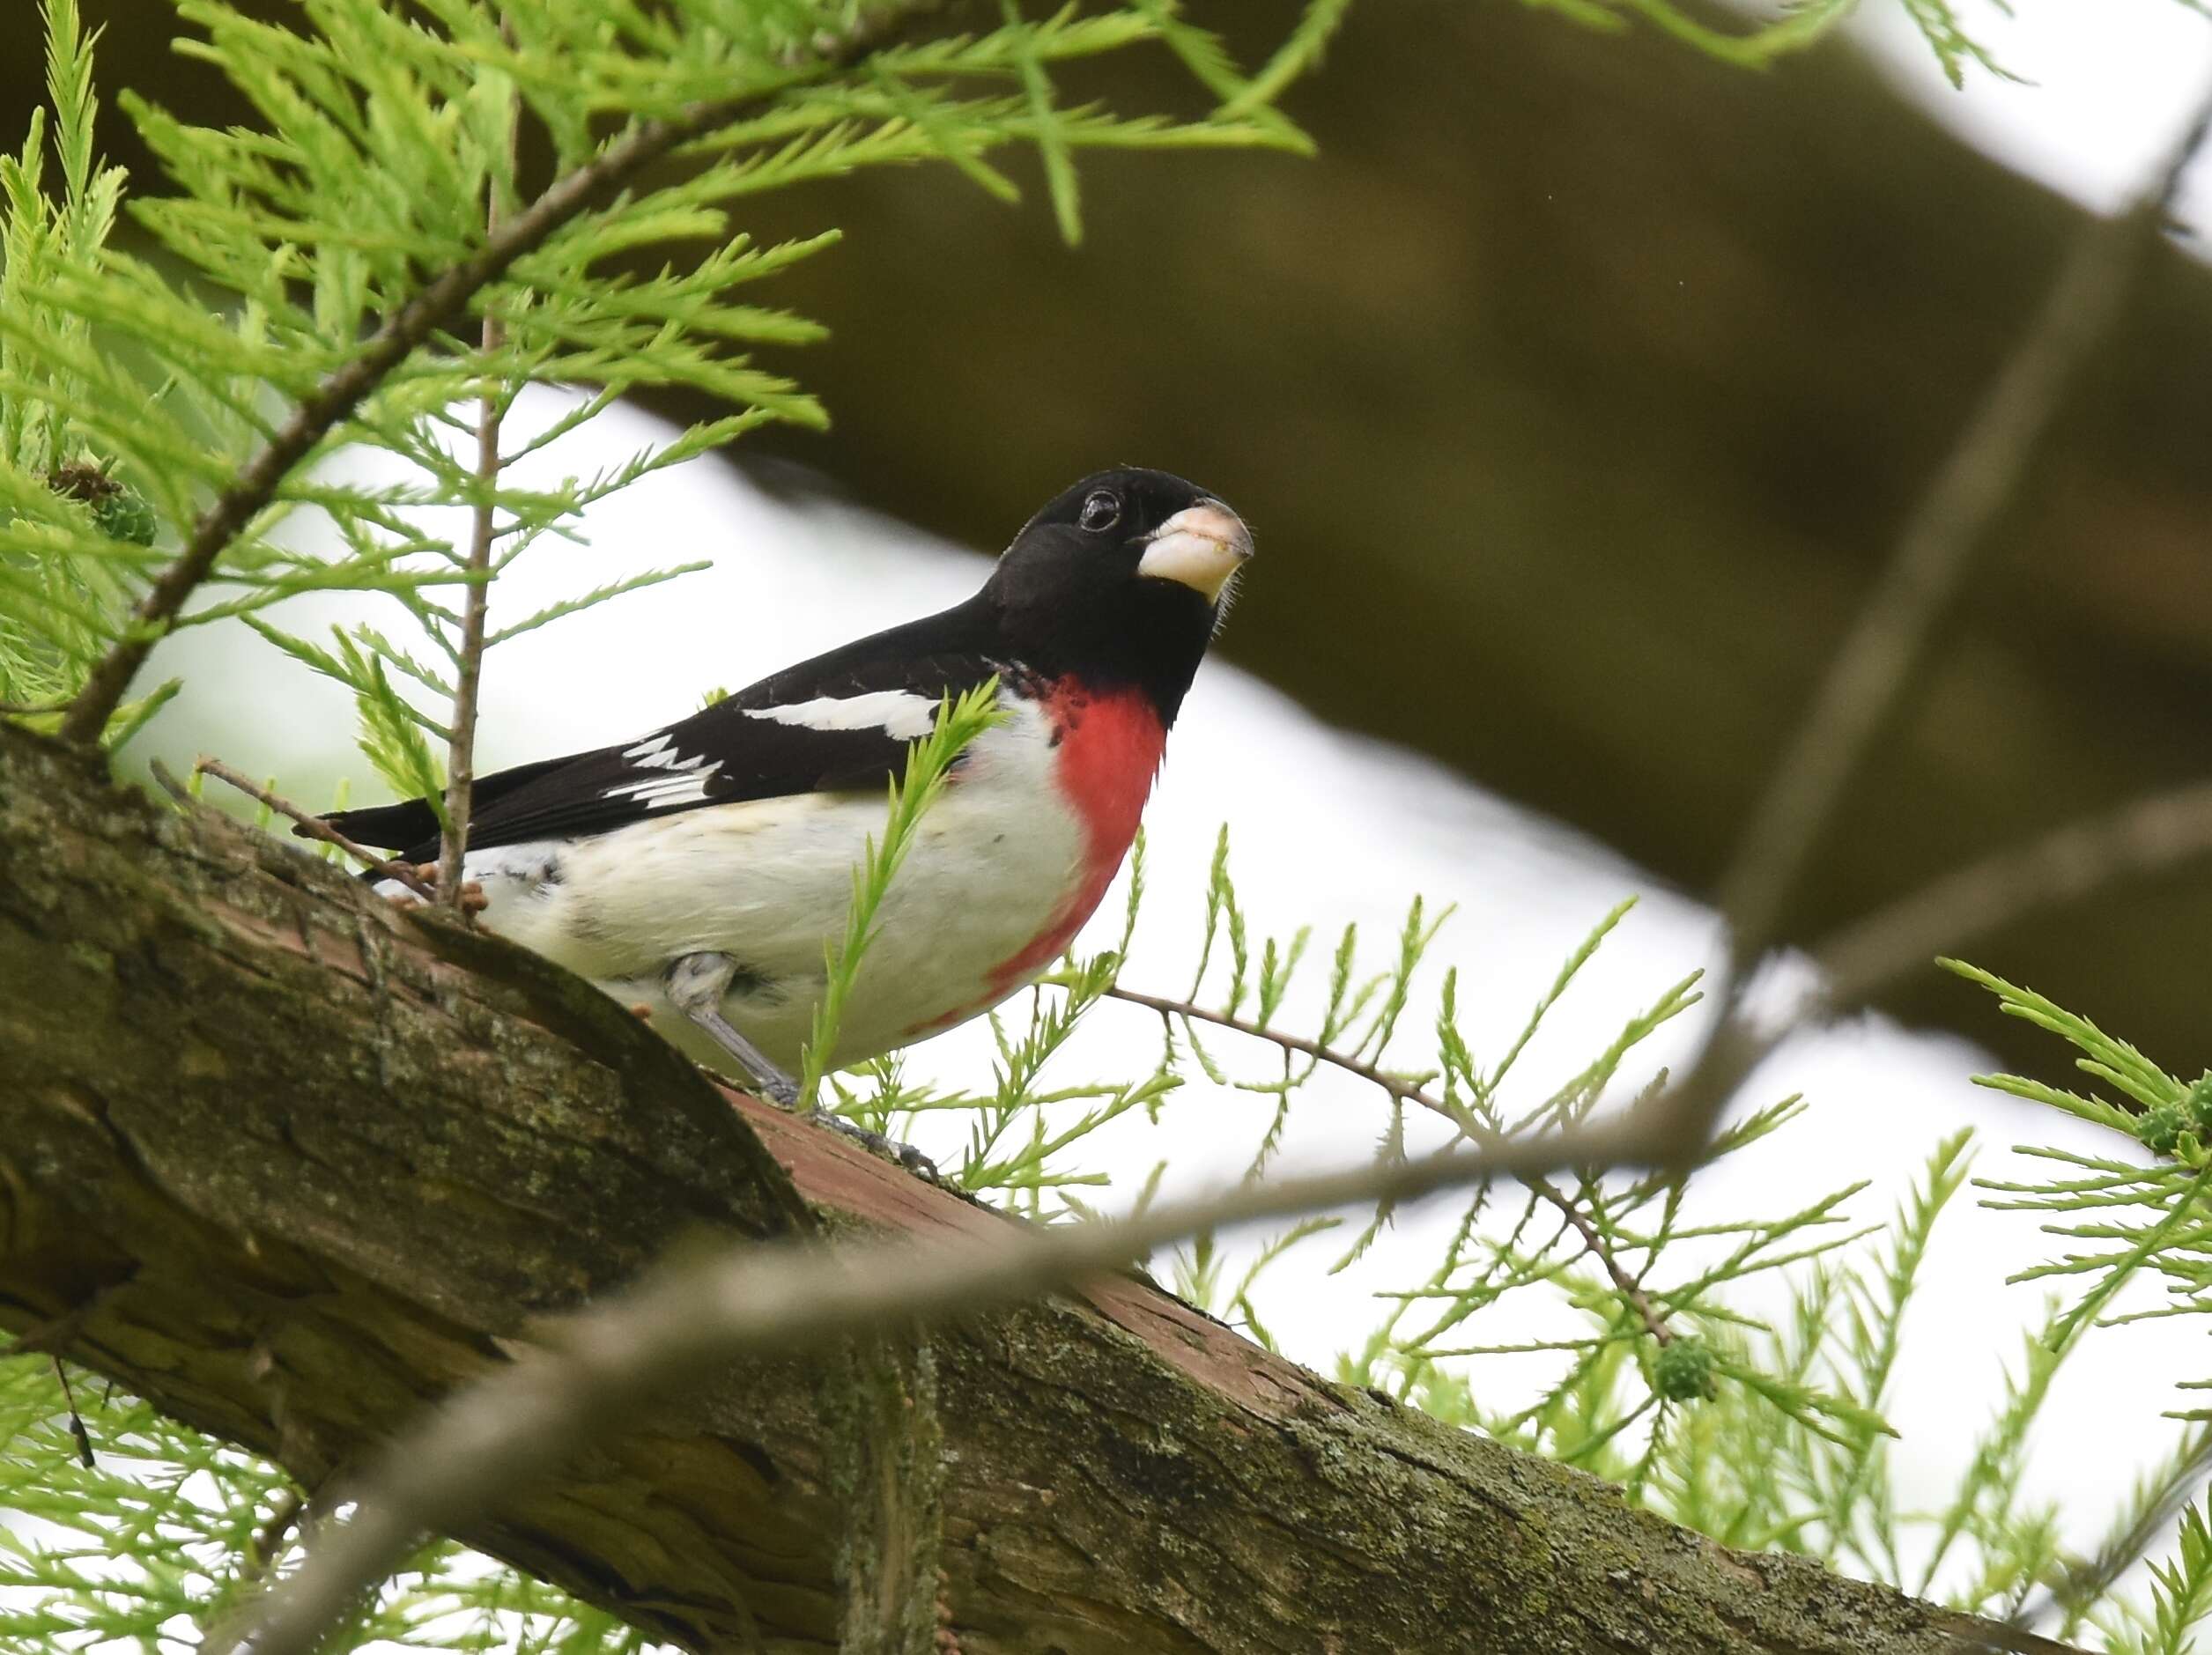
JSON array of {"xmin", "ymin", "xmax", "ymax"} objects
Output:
[
  {"xmin": 2141, "ymin": 1102, "xmax": 2187, "ymax": 1157},
  {"xmin": 46, "ymin": 459, "xmax": 158, "ymax": 546},
  {"xmin": 2185, "ymin": 1072, "xmax": 2212, "ymax": 1137},
  {"xmin": 92, "ymin": 487, "xmax": 158, "ymax": 547},
  {"xmin": 1653, "ymin": 1335, "xmax": 1718, "ymax": 1402}
]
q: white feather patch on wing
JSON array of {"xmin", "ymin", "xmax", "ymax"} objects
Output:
[
  {"xmin": 605, "ymin": 767, "xmax": 720, "ymax": 808},
  {"xmin": 741, "ymin": 689, "xmax": 941, "ymax": 738},
  {"xmin": 611, "ymin": 730, "xmax": 720, "ymax": 809}
]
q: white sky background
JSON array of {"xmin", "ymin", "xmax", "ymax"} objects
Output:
[{"xmin": 113, "ymin": 0, "xmax": 2212, "ymax": 1626}]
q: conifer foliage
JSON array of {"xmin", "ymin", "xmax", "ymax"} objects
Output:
[{"xmin": 4, "ymin": 2, "xmax": 2212, "ymax": 1652}]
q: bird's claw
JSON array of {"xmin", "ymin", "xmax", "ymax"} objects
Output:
[
  {"xmin": 808, "ymin": 1109, "xmax": 941, "ymax": 1182},
  {"xmin": 383, "ymin": 864, "xmax": 488, "ymax": 916}
]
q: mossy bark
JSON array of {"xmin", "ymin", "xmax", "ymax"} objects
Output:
[{"xmin": 0, "ymin": 723, "xmax": 2071, "ymax": 1654}]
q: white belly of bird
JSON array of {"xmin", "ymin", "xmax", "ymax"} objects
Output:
[{"xmin": 457, "ymin": 701, "xmax": 1088, "ymax": 1072}]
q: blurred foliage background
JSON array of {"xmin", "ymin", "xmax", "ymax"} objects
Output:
[{"xmin": 9, "ymin": 0, "xmax": 2211, "ymax": 1075}]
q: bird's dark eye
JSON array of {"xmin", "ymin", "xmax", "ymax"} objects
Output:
[{"xmin": 1077, "ymin": 490, "xmax": 1121, "ymax": 534}]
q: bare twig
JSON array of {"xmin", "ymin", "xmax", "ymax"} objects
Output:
[
  {"xmin": 207, "ymin": 1124, "xmax": 1668, "ymax": 1655},
  {"xmin": 1106, "ymin": 775, "xmax": 2212, "ymax": 1347},
  {"xmin": 1653, "ymin": 85, "xmax": 2212, "ymax": 1165},
  {"xmin": 240, "ymin": 1487, "xmax": 307, "ymax": 1586},
  {"xmin": 186, "ymin": 756, "xmax": 438, "ymax": 901},
  {"xmin": 55, "ymin": 27, "xmax": 897, "ymax": 745},
  {"xmin": 437, "ymin": 39, "xmax": 520, "ymax": 911},
  {"xmin": 1106, "ymin": 985, "xmax": 1676, "ymax": 1344},
  {"xmin": 52, "ymin": 1356, "xmax": 94, "ymax": 1469},
  {"xmin": 1647, "ymin": 779, "xmax": 2212, "ymax": 1164},
  {"xmin": 1109, "ymin": 985, "xmax": 1439, "ymax": 1112},
  {"xmin": 2014, "ymin": 1425, "xmax": 2212, "ymax": 1637},
  {"xmin": 1540, "ymin": 1182, "xmax": 1674, "ymax": 1344},
  {"xmin": 1813, "ymin": 779, "xmax": 2212, "ymax": 1008}
]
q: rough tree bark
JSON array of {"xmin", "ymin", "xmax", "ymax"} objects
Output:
[{"xmin": 0, "ymin": 722, "xmax": 2072, "ymax": 1655}]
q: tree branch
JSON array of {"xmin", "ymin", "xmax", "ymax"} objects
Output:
[
  {"xmin": 1812, "ymin": 779, "xmax": 2212, "ymax": 1008},
  {"xmin": 0, "ymin": 718, "xmax": 2080, "ymax": 1655},
  {"xmin": 1713, "ymin": 85, "xmax": 2212, "ymax": 969},
  {"xmin": 235, "ymin": 1134, "xmax": 1683, "ymax": 1655},
  {"xmin": 1653, "ymin": 84, "xmax": 2212, "ymax": 1164}
]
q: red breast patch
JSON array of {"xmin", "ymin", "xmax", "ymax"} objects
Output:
[
  {"xmin": 909, "ymin": 680, "xmax": 1165, "ymax": 1036},
  {"xmin": 985, "ymin": 680, "xmax": 1165, "ymax": 991}
]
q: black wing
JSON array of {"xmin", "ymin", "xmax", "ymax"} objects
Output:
[
  {"xmin": 315, "ymin": 599, "xmax": 1003, "ymax": 864},
  {"xmin": 313, "ymin": 750, "xmax": 571, "ymax": 856}
]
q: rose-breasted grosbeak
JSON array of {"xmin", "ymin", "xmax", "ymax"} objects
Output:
[{"xmin": 315, "ymin": 468, "xmax": 1253, "ymax": 1110}]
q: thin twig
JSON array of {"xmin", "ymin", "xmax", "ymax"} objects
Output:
[
  {"xmin": 1107, "ymin": 774, "xmax": 2212, "ymax": 1343},
  {"xmin": 2013, "ymin": 1424, "xmax": 2212, "ymax": 1635},
  {"xmin": 1105, "ymin": 986, "xmax": 1675, "ymax": 1343},
  {"xmin": 1540, "ymin": 1182, "xmax": 1674, "ymax": 1344},
  {"xmin": 1109, "ymin": 985, "xmax": 1434, "ymax": 1109},
  {"xmin": 1813, "ymin": 779, "xmax": 2212, "ymax": 1008},
  {"xmin": 239, "ymin": 1487, "xmax": 307, "ymax": 1586},
  {"xmin": 55, "ymin": 26, "xmax": 898, "ymax": 745},
  {"xmin": 52, "ymin": 1357, "xmax": 93, "ymax": 1470},
  {"xmin": 207, "ymin": 1123, "xmax": 1670, "ymax": 1655},
  {"xmin": 438, "ymin": 32, "xmax": 520, "ymax": 911},
  {"xmin": 1654, "ymin": 85, "xmax": 2212, "ymax": 1166},
  {"xmin": 1643, "ymin": 779, "xmax": 2212, "ymax": 1164},
  {"xmin": 187, "ymin": 756, "xmax": 438, "ymax": 901}
]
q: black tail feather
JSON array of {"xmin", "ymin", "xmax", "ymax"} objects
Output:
[
  {"xmin": 300, "ymin": 750, "xmax": 576, "ymax": 864},
  {"xmin": 314, "ymin": 795, "xmax": 440, "ymax": 855}
]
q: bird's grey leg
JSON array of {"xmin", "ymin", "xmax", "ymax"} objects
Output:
[
  {"xmin": 660, "ymin": 952, "xmax": 938, "ymax": 1180},
  {"xmin": 662, "ymin": 951, "xmax": 800, "ymax": 1108}
]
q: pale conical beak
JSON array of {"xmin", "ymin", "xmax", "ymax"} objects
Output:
[{"xmin": 1136, "ymin": 499, "xmax": 1254, "ymax": 603}]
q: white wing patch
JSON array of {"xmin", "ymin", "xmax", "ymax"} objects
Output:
[
  {"xmin": 605, "ymin": 770, "xmax": 718, "ymax": 808},
  {"xmin": 599, "ymin": 691, "xmax": 943, "ymax": 818},
  {"xmin": 741, "ymin": 690, "xmax": 941, "ymax": 738},
  {"xmin": 613, "ymin": 731, "xmax": 720, "ymax": 809},
  {"xmin": 623, "ymin": 733, "xmax": 695, "ymax": 770}
]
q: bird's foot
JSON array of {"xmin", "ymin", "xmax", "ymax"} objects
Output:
[
  {"xmin": 381, "ymin": 863, "xmax": 487, "ymax": 916},
  {"xmin": 751, "ymin": 1069, "xmax": 802, "ymax": 1110},
  {"xmin": 664, "ymin": 952, "xmax": 796, "ymax": 1097},
  {"xmin": 810, "ymin": 1109, "xmax": 941, "ymax": 1181},
  {"xmin": 661, "ymin": 951, "xmax": 937, "ymax": 1179}
]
